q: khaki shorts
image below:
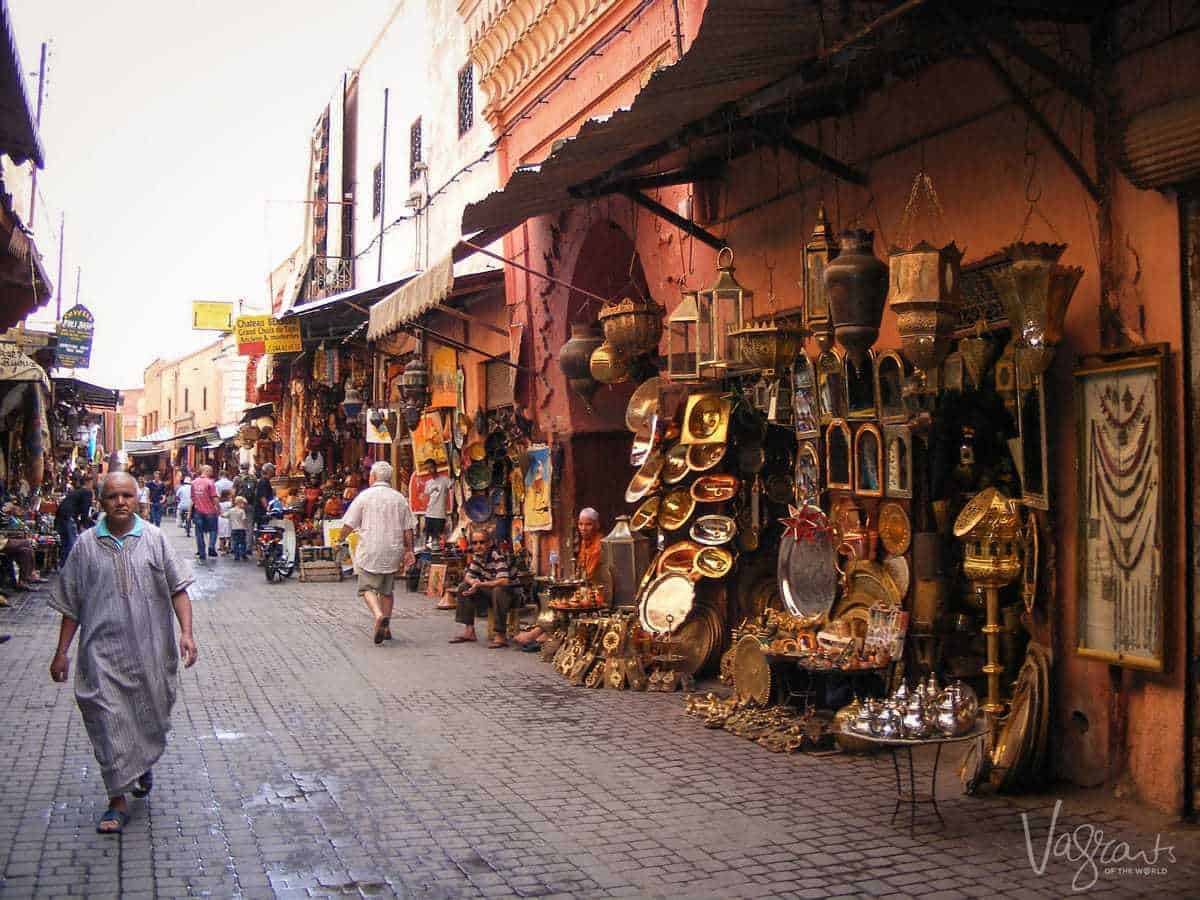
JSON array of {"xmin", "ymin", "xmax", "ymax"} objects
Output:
[{"xmin": 357, "ymin": 570, "xmax": 396, "ymax": 598}]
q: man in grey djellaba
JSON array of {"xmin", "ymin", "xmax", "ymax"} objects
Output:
[{"xmin": 47, "ymin": 471, "xmax": 199, "ymax": 834}]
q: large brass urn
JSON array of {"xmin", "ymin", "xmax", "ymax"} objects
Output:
[{"xmin": 823, "ymin": 230, "xmax": 889, "ymax": 367}]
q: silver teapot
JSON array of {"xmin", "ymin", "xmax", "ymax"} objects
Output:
[
  {"xmin": 852, "ymin": 699, "xmax": 880, "ymax": 736},
  {"xmin": 876, "ymin": 700, "xmax": 903, "ymax": 740},
  {"xmin": 901, "ymin": 694, "xmax": 932, "ymax": 739},
  {"xmin": 934, "ymin": 681, "xmax": 979, "ymax": 736}
]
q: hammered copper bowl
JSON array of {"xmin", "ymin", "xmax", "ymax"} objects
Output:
[
  {"xmin": 657, "ymin": 489, "xmax": 696, "ymax": 532},
  {"xmin": 683, "ymin": 394, "xmax": 729, "ymax": 444},
  {"xmin": 630, "ymin": 495, "xmax": 660, "ymax": 532},
  {"xmin": 691, "ymin": 474, "xmax": 739, "ymax": 503},
  {"xmin": 625, "ymin": 376, "xmax": 662, "ymax": 433},
  {"xmin": 662, "ymin": 443, "xmax": 690, "ymax": 484},
  {"xmin": 686, "ymin": 442, "xmax": 726, "ymax": 472},
  {"xmin": 695, "ymin": 546, "xmax": 734, "ymax": 579}
]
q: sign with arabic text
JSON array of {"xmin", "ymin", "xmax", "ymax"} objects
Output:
[{"xmin": 234, "ymin": 315, "xmax": 302, "ymax": 355}]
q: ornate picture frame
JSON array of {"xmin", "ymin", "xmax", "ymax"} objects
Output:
[
  {"xmin": 792, "ymin": 354, "xmax": 820, "ymax": 439},
  {"xmin": 817, "ymin": 349, "xmax": 848, "ymax": 423},
  {"xmin": 854, "ymin": 423, "xmax": 884, "ymax": 498},
  {"xmin": 884, "ymin": 424, "xmax": 914, "ymax": 499},
  {"xmin": 1074, "ymin": 345, "xmax": 1167, "ymax": 672},
  {"xmin": 825, "ymin": 418, "xmax": 853, "ymax": 491},
  {"xmin": 875, "ymin": 350, "xmax": 908, "ymax": 424}
]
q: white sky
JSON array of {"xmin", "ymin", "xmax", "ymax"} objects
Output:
[{"xmin": 10, "ymin": 0, "xmax": 398, "ymax": 390}]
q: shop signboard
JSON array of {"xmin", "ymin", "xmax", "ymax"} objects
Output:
[
  {"xmin": 234, "ymin": 315, "xmax": 302, "ymax": 354},
  {"xmin": 192, "ymin": 301, "xmax": 235, "ymax": 331},
  {"xmin": 56, "ymin": 304, "xmax": 95, "ymax": 369}
]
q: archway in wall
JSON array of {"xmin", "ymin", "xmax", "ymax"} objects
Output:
[
  {"xmin": 564, "ymin": 217, "xmax": 651, "ymax": 428},
  {"xmin": 559, "ymin": 217, "xmax": 651, "ymax": 567}
]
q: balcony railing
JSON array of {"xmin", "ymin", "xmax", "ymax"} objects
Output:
[{"xmin": 303, "ymin": 256, "xmax": 354, "ymax": 301}]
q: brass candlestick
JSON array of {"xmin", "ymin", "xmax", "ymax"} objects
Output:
[{"xmin": 953, "ymin": 488, "xmax": 1024, "ymax": 719}]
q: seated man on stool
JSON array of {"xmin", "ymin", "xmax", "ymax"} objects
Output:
[{"xmin": 448, "ymin": 528, "xmax": 513, "ymax": 649}]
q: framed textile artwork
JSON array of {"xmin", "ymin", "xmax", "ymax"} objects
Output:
[{"xmin": 1074, "ymin": 346, "xmax": 1167, "ymax": 671}]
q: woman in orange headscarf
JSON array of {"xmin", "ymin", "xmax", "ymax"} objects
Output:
[{"xmin": 516, "ymin": 508, "xmax": 611, "ymax": 651}]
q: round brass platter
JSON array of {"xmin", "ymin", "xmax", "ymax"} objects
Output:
[
  {"xmin": 625, "ymin": 449, "xmax": 664, "ymax": 503},
  {"xmin": 662, "ymin": 443, "xmax": 691, "ymax": 485},
  {"xmin": 695, "ymin": 546, "xmax": 734, "ymax": 579},
  {"xmin": 877, "ymin": 502, "xmax": 912, "ymax": 556},
  {"xmin": 673, "ymin": 607, "xmax": 716, "ymax": 676},
  {"xmin": 689, "ymin": 514, "xmax": 737, "ymax": 546},
  {"xmin": 658, "ymin": 540, "xmax": 702, "ymax": 576},
  {"xmin": 625, "ymin": 376, "xmax": 662, "ymax": 433},
  {"xmin": 630, "ymin": 495, "xmax": 660, "ymax": 532},
  {"xmin": 686, "ymin": 442, "xmax": 726, "ymax": 473},
  {"xmin": 681, "ymin": 394, "xmax": 730, "ymax": 445},
  {"xmin": 690, "ymin": 474, "xmax": 739, "ymax": 503},
  {"xmin": 658, "ymin": 489, "xmax": 696, "ymax": 532},
  {"xmin": 639, "ymin": 572, "xmax": 695, "ymax": 634},
  {"xmin": 882, "ymin": 554, "xmax": 911, "ymax": 598},
  {"xmin": 732, "ymin": 635, "xmax": 771, "ymax": 706}
]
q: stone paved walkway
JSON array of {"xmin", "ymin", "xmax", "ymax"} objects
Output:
[{"xmin": 0, "ymin": 523, "xmax": 1196, "ymax": 898}]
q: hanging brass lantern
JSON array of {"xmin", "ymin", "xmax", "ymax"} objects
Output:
[
  {"xmin": 598, "ymin": 296, "xmax": 664, "ymax": 358},
  {"xmin": 400, "ymin": 356, "xmax": 430, "ymax": 402},
  {"xmin": 986, "ymin": 242, "xmax": 1082, "ymax": 378},
  {"xmin": 667, "ymin": 290, "xmax": 702, "ymax": 382},
  {"xmin": 824, "ymin": 229, "xmax": 888, "ymax": 367},
  {"xmin": 730, "ymin": 317, "xmax": 807, "ymax": 376},
  {"xmin": 803, "ymin": 204, "xmax": 837, "ymax": 352},
  {"xmin": 887, "ymin": 241, "xmax": 963, "ymax": 384},
  {"xmin": 698, "ymin": 247, "xmax": 752, "ymax": 374}
]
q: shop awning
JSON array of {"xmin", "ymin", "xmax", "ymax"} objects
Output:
[
  {"xmin": 0, "ymin": 0, "xmax": 44, "ymax": 168},
  {"xmin": 52, "ymin": 376, "xmax": 121, "ymax": 409},
  {"xmin": 367, "ymin": 254, "xmax": 505, "ymax": 341},
  {"xmin": 240, "ymin": 401, "xmax": 275, "ymax": 423},
  {"xmin": 280, "ymin": 273, "xmax": 417, "ymax": 345},
  {"xmin": 124, "ymin": 439, "xmax": 166, "ymax": 457}
]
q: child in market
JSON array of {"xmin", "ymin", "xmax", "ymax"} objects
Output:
[
  {"xmin": 217, "ymin": 489, "xmax": 234, "ymax": 554},
  {"xmin": 224, "ymin": 496, "xmax": 250, "ymax": 561}
]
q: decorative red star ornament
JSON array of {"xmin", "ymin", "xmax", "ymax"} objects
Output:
[{"xmin": 781, "ymin": 504, "xmax": 830, "ymax": 543}]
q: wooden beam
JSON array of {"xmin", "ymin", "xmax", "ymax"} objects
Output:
[
  {"xmin": 947, "ymin": 8, "xmax": 1102, "ymax": 202},
  {"xmin": 984, "ymin": 16, "xmax": 1094, "ymax": 107},
  {"xmin": 621, "ymin": 189, "xmax": 726, "ymax": 250},
  {"xmin": 758, "ymin": 124, "xmax": 868, "ymax": 185},
  {"xmin": 433, "ymin": 302, "xmax": 508, "ymax": 337}
]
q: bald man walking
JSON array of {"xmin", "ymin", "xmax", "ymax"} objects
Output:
[{"xmin": 49, "ymin": 471, "xmax": 198, "ymax": 834}]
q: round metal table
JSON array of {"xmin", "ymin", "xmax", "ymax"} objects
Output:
[{"xmin": 841, "ymin": 723, "xmax": 988, "ymax": 834}]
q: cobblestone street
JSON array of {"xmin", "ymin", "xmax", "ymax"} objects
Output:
[{"xmin": 0, "ymin": 524, "xmax": 1196, "ymax": 899}]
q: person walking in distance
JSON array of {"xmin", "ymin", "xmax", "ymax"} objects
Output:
[
  {"xmin": 224, "ymin": 497, "xmax": 250, "ymax": 561},
  {"xmin": 254, "ymin": 464, "xmax": 276, "ymax": 528},
  {"xmin": 175, "ymin": 475, "xmax": 193, "ymax": 536},
  {"xmin": 339, "ymin": 461, "xmax": 416, "ymax": 645},
  {"xmin": 147, "ymin": 471, "xmax": 167, "ymax": 527},
  {"xmin": 420, "ymin": 459, "xmax": 452, "ymax": 546},
  {"xmin": 54, "ymin": 475, "xmax": 95, "ymax": 560},
  {"xmin": 190, "ymin": 465, "xmax": 220, "ymax": 560},
  {"xmin": 48, "ymin": 471, "xmax": 197, "ymax": 834}
]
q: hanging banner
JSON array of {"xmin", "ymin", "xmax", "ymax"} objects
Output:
[
  {"xmin": 365, "ymin": 408, "xmax": 397, "ymax": 445},
  {"xmin": 235, "ymin": 315, "xmax": 302, "ymax": 354},
  {"xmin": 0, "ymin": 344, "xmax": 49, "ymax": 389},
  {"xmin": 56, "ymin": 304, "xmax": 94, "ymax": 369},
  {"xmin": 523, "ymin": 443, "xmax": 552, "ymax": 532},
  {"xmin": 192, "ymin": 301, "xmax": 235, "ymax": 331},
  {"xmin": 430, "ymin": 347, "xmax": 457, "ymax": 408}
]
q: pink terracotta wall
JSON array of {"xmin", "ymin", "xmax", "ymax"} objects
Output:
[{"xmin": 490, "ymin": 2, "xmax": 1197, "ymax": 815}]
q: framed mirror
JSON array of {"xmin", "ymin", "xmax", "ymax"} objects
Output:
[
  {"xmin": 795, "ymin": 439, "xmax": 821, "ymax": 506},
  {"xmin": 942, "ymin": 351, "xmax": 965, "ymax": 393},
  {"xmin": 854, "ymin": 423, "xmax": 883, "ymax": 497},
  {"xmin": 826, "ymin": 418, "xmax": 852, "ymax": 490},
  {"xmin": 875, "ymin": 351, "xmax": 908, "ymax": 423},
  {"xmin": 817, "ymin": 349, "xmax": 847, "ymax": 423},
  {"xmin": 1018, "ymin": 376, "xmax": 1049, "ymax": 510},
  {"xmin": 846, "ymin": 350, "xmax": 877, "ymax": 419},
  {"xmin": 884, "ymin": 424, "xmax": 913, "ymax": 499},
  {"xmin": 793, "ymin": 353, "xmax": 820, "ymax": 439}
]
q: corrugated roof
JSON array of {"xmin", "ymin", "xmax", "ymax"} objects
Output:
[
  {"xmin": 462, "ymin": 0, "xmax": 827, "ymax": 233},
  {"xmin": 0, "ymin": 0, "xmax": 44, "ymax": 168}
]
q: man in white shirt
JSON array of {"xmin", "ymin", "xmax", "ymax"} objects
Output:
[
  {"xmin": 301, "ymin": 448, "xmax": 325, "ymax": 479},
  {"xmin": 214, "ymin": 469, "xmax": 235, "ymax": 500},
  {"xmin": 340, "ymin": 461, "xmax": 416, "ymax": 645},
  {"xmin": 420, "ymin": 459, "xmax": 452, "ymax": 544}
]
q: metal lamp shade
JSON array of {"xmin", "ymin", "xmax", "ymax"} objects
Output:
[
  {"xmin": 698, "ymin": 250, "xmax": 752, "ymax": 372},
  {"xmin": 667, "ymin": 291, "xmax": 702, "ymax": 382},
  {"xmin": 803, "ymin": 204, "xmax": 837, "ymax": 352},
  {"xmin": 602, "ymin": 515, "xmax": 653, "ymax": 607}
]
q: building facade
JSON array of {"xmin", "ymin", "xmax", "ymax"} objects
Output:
[{"xmin": 140, "ymin": 336, "xmax": 248, "ymax": 438}]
